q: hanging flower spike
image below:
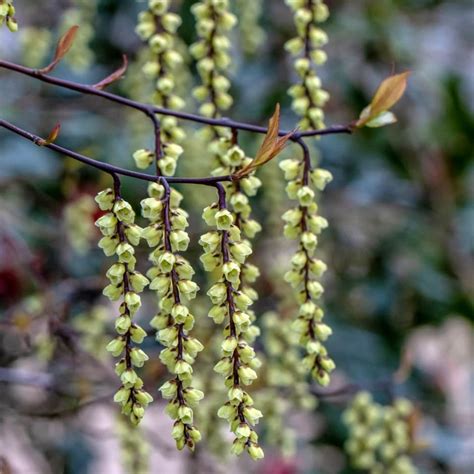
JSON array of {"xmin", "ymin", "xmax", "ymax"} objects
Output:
[
  {"xmin": 135, "ymin": 0, "xmax": 187, "ymax": 174},
  {"xmin": 95, "ymin": 181, "xmax": 152, "ymax": 425},
  {"xmin": 191, "ymin": 0, "xmax": 238, "ymax": 178},
  {"xmin": 280, "ymin": 156, "xmax": 335, "ymax": 386},
  {"xmin": 190, "ymin": 0, "xmax": 236, "ymax": 119},
  {"xmin": 235, "ymin": 0, "xmax": 266, "ymax": 55},
  {"xmin": 142, "ymin": 181, "xmax": 203, "ymax": 451},
  {"xmin": 199, "ymin": 189, "xmax": 264, "ymax": 461},
  {"xmin": 282, "ymin": 0, "xmax": 335, "ymax": 387},
  {"xmin": 285, "ymin": 0, "xmax": 330, "ymax": 131}
]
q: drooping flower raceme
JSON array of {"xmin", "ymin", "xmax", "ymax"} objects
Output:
[
  {"xmin": 282, "ymin": 0, "xmax": 335, "ymax": 387},
  {"xmin": 135, "ymin": 0, "xmax": 186, "ymax": 175},
  {"xmin": 280, "ymin": 158, "xmax": 335, "ymax": 386},
  {"xmin": 285, "ymin": 0, "xmax": 330, "ymax": 131},
  {"xmin": 142, "ymin": 182, "xmax": 203, "ymax": 451},
  {"xmin": 343, "ymin": 392, "xmax": 419, "ymax": 474},
  {"xmin": 191, "ymin": 0, "xmax": 263, "ymax": 343},
  {"xmin": 95, "ymin": 186, "xmax": 153, "ymax": 425},
  {"xmin": 0, "ymin": 0, "xmax": 17, "ymax": 31},
  {"xmin": 199, "ymin": 200, "xmax": 264, "ymax": 460},
  {"xmin": 190, "ymin": 0, "xmax": 237, "ymax": 175},
  {"xmin": 190, "ymin": 0, "xmax": 236, "ymax": 118},
  {"xmin": 235, "ymin": 0, "xmax": 265, "ymax": 55}
]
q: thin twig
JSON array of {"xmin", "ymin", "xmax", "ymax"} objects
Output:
[
  {"xmin": 0, "ymin": 119, "xmax": 232, "ymax": 186},
  {"xmin": 0, "ymin": 60, "xmax": 353, "ymax": 139}
]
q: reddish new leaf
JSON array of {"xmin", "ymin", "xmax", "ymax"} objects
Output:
[
  {"xmin": 233, "ymin": 104, "xmax": 295, "ymax": 180},
  {"xmin": 370, "ymin": 71, "xmax": 410, "ymax": 116},
  {"xmin": 38, "ymin": 26, "xmax": 79, "ymax": 74},
  {"xmin": 37, "ymin": 123, "xmax": 61, "ymax": 146},
  {"xmin": 93, "ymin": 55, "xmax": 129, "ymax": 90}
]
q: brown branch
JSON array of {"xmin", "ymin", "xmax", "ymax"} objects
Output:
[
  {"xmin": 0, "ymin": 119, "xmax": 232, "ymax": 187},
  {"xmin": 0, "ymin": 60, "xmax": 353, "ymax": 139}
]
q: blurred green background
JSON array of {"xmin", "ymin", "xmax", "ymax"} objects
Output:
[{"xmin": 0, "ymin": 1, "xmax": 472, "ymax": 473}]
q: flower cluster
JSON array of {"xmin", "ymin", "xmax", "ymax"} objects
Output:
[
  {"xmin": 95, "ymin": 186, "xmax": 153, "ymax": 425},
  {"xmin": 343, "ymin": 392, "xmax": 418, "ymax": 474},
  {"xmin": 280, "ymin": 157, "xmax": 335, "ymax": 386},
  {"xmin": 285, "ymin": 0, "xmax": 330, "ymax": 130},
  {"xmin": 0, "ymin": 0, "xmax": 17, "ymax": 31},
  {"xmin": 135, "ymin": 0, "xmax": 186, "ymax": 174},
  {"xmin": 141, "ymin": 182, "xmax": 203, "ymax": 451},
  {"xmin": 132, "ymin": 142, "xmax": 183, "ymax": 177},
  {"xmin": 235, "ymin": 0, "xmax": 265, "ymax": 55},
  {"xmin": 190, "ymin": 0, "xmax": 236, "ymax": 118},
  {"xmin": 199, "ymin": 200, "xmax": 264, "ymax": 460}
]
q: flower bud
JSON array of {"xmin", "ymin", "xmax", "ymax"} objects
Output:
[
  {"xmin": 103, "ymin": 284, "xmax": 123, "ymax": 301},
  {"xmin": 215, "ymin": 209, "xmax": 234, "ymax": 230},
  {"xmin": 95, "ymin": 213, "xmax": 117, "ymax": 236},
  {"xmin": 142, "ymin": 225, "xmax": 161, "ymax": 247},
  {"xmin": 124, "ymin": 291, "xmax": 142, "ymax": 315},
  {"xmin": 170, "ymin": 230, "xmax": 190, "ymax": 252},
  {"xmin": 314, "ymin": 323, "xmax": 332, "ymax": 341},
  {"xmin": 159, "ymin": 156, "xmax": 177, "ymax": 176},
  {"xmin": 98, "ymin": 236, "xmax": 119, "ymax": 256},
  {"xmin": 130, "ymin": 324, "xmax": 147, "ymax": 344},
  {"xmin": 214, "ymin": 357, "xmax": 232, "ymax": 375},
  {"xmin": 95, "ymin": 188, "xmax": 115, "ymax": 211},
  {"xmin": 158, "ymin": 252, "xmax": 176, "ymax": 273},
  {"xmin": 106, "ymin": 263, "xmax": 126, "ymax": 285},
  {"xmin": 202, "ymin": 205, "xmax": 217, "ymax": 226},
  {"xmin": 133, "ymin": 149, "xmax": 155, "ymax": 169},
  {"xmin": 230, "ymin": 241, "xmax": 252, "ymax": 263},
  {"xmin": 184, "ymin": 388, "xmax": 204, "ymax": 407},
  {"xmin": 178, "ymin": 280, "xmax": 199, "ymax": 299},
  {"xmin": 141, "ymin": 197, "xmax": 163, "ymax": 221},
  {"xmin": 115, "ymin": 314, "xmax": 132, "ymax": 335},
  {"xmin": 129, "ymin": 272, "xmax": 149, "ymax": 292},
  {"xmin": 106, "ymin": 337, "xmax": 126, "ymax": 357},
  {"xmin": 178, "ymin": 405, "xmax": 193, "ymax": 424},
  {"xmin": 297, "ymin": 186, "xmax": 315, "ymax": 207},
  {"xmin": 128, "ymin": 342, "xmax": 147, "ymax": 363},
  {"xmin": 160, "ymin": 380, "xmax": 178, "ymax": 399},
  {"xmin": 222, "ymin": 261, "xmax": 240, "ymax": 284},
  {"xmin": 207, "ymin": 282, "xmax": 227, "ymax": 305},
  {"xmin": 208, "ymin": 304, "xmax": 227, "ymax": 324}
]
